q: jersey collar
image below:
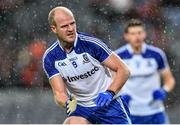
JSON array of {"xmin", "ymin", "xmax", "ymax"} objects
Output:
[
  {"xmin": 74, "ymin": 32, "xmax": 78, "ymax": 47},
  {"xmin": 126, "ymin": 43, "xmax": 147, "ymax": 55},
  {"xmin": 57, "ymin": 32, "xmax": 78, "ymax": 53}
]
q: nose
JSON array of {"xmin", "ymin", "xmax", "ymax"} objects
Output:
[{"xmin": 67, "ymin": 25, "xmax": 73, "ymax": 31}]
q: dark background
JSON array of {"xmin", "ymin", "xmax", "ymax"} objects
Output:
[{"xmin": 0, "ymin": 0, "xmax": 180, "ymax": 123}]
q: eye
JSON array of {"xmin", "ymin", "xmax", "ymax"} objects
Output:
[
  {"xmin": 60, "ymin": 25, "xmax": 68, "ymax": 28},
  {"xmin": 70, "ymin": 22, "xmax": 75, "ymax": 25}
]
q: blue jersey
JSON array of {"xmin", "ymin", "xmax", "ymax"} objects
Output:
[
  {"xmin": 43, "ymin": 32, "xmax": 113, "ymax": 107},
  {"xmin": 116, "ymin": 43, "xmax": 169, "ymax": 115}
]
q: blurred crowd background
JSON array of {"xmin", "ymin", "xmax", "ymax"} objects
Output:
[{"xmin": 0, "ymin": 0, "xmax": 180, "ymax": 123}]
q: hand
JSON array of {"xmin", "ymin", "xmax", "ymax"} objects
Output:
[
  {"xmin": 66, "ymin": 94, "xmax": 77, "ymax": 115},
  {"xmin": 121, "ymin": 94, "xmax": 132, "ymax": 105},
  {"xmin": 153, "ymin": 88, "xmax": 167, "ymax": 101},
  {"xmin": 95, "ymin": 90, "xmax": 115, "ymax": 107}
]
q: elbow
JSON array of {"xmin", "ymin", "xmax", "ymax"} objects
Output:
[
  {"xmin": 127, "ymin": 66, "xmax": 131, "ymax": 77},
  {"xmin": 117, "ymin": 64, "xmax": 130, "ymax": 81},
  {"xmin": 117, "ymin": 61, "xmax": 131, "ymax": 79},
  {"xmin": 168, "ymin": 74, "xmax": 176, "ymax": 90}
]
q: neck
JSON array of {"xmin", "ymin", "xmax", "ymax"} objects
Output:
[
  {"xmin": 131, "ymin": 45, "xmax": 142, "ymax": 54},
  {"xmin": 59, "ymin": 39, "xmax": 74, "ymax": 53}
]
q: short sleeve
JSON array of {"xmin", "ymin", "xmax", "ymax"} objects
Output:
[
  {"xmin": 115, "ymin": 46, "xmax": 132, "ymax": 59},
  {"xmin": 156, "ymin": 50, "xmax": 169, "ymax": 70},
  {"xmin": 91, "ymin": 40, "xmax": 112, "ymax": 63},
  {"xmin": 43, "ymin": 54, "xmax": 60, "ymax": 79}
]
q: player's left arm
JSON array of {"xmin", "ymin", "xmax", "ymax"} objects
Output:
[
  {"xmin": 160, "ymin": 67, "xmax": 175, "ymax": 93},
  {"xmin": 91, "ymin": 39, "xmax": 130, "ymax": 107},
  {"xmin": 95, "ymin": 52, "xmax": 130, "ymax": 107},
  {"xmin": 153, "ymin": 50, "xmax": 175, "ymax": 101},
  {"xmin": 102, "ymin": 53, "xmax": 130, "ymax": 93}
]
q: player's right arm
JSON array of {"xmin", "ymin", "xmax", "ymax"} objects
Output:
[
  {"xmin": 50, "ymin": 76, "xmax": 77, "ymax": 115},
  {"xmin": 42, "ymin": 52, "xmax": 67, "ymax": 107},
  {"xmin": 43, "ymin": 52, "xmax": 77, "ymax": 115},
  {"xmin": 49, "ymin": 76, "xmax": 68, "ymax": 108}
]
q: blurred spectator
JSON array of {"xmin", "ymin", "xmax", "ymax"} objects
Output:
[
  {"xmin": 19, "ymin": 40, "xmax": 46, "ymax": 87},
  {"xmin": 0, "ymin": 0, "xmax": 24, "ymax": 10}
]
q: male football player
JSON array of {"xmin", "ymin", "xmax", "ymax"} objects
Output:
[
  {"xmin": 43, "ymin": 6, "xmax": 131, "ymax": 124},
  {"xmin": 116, "ymin": 19, "xmax": 175, "ymax": 124}
]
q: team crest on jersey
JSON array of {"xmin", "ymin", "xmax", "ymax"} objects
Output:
[{"xmin": 83, "ymin": 54, "xmax": 90, "ymax": 64}]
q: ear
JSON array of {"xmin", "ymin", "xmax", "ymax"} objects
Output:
[
  {"xmin": 124, "ymin": 33, "xmax": 129, "ymax": 41},
  {"xmin": 50, "ymin": 25, "xmax": 57, "ymax": 34}
]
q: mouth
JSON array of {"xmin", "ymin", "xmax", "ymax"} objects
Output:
[{"xmin": 67, "ymin": 32, "xmax": 74, "ymax": 37}]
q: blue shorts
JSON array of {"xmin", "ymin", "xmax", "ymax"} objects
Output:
[
  {"xmin": 131, "ymin": 111, "xmax": 169, "ymax": 124},
  {"xmin": 69, "ymin": 97, "xmax": 132, "ymax": 124}
]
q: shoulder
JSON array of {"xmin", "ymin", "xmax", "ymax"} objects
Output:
[
  {"xmin": 78, "ymin": 32, "xmax": 107, "ymax": 48},
  {"xmin": 77, "ymin": 32, "xmax": 111, "ymax": 53},
  {"xmin": 115, "ymin": 44, "xmax": 132, "ymax": 59},
  {"xmin": 115, "ymin": 44, "xmax": 128, "ymax": 54},
  {"xmin": 144, "ymin": 44, "xmax": 168, "ymax": 69},
  {"xmin": 42, "ymin": 41, "xmax": 59, "ymax": 62},
  {"xmin": 144, "ymin": 44, "xmax": 166, "ymax": 58}
]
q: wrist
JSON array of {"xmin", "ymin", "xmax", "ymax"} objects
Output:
[
  {"xmin": 162, "ymin": 85, "xmax": 170, "ymax": 93},
  {"xmin": 55, "ymin": 100, "xmax": 66, "ymax": 108},
  {"xmin": 106, "ymin": 90, "xmax": 116, "ymax": 97},
  {"xmin": 54, "ymin": 96, "xmax": 67, "ymax": 108}
]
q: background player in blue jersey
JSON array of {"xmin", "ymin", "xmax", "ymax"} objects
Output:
[
  {"xmin": 43, "ymin": 6, "xmax": 131, "ymax": 124},
  {"xmin": 116, "ymin": 19, "xmax": 175, "ymax": 124}
]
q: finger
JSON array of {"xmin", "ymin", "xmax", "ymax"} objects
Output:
[
  {"xmin": 67, "ymin": 111, "xmax": 70, "ymax": 116},
  {"xmin": 71, "ymin": 95, "xmax": 76, "ymax": 100},
  {"xmin": 67, "ymin": 108, "xmax": 71, "ymax": 114},
  {"xmin": 97, "ymin": 96, "xmax": 104, "ymax": 106},
  {"xmin": 105, "ymin": 99, "xmax": 111, "ymax": 106},
  {"xmin": 100, "ymin": 98, "xmax": 107, "ymax": 107}
]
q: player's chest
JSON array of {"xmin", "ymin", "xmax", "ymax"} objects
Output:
[
  {"xmin": 123, "ymin": 55, "xmax": 158, "ymax": 75},
  {"xmin": 54, "ymin": 52, "xmax": 95, "ymax": 76}
]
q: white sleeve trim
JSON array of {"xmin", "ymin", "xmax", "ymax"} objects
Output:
[
  {"xmin": 49, "ymin": 73, "xmax": 61, "ymax": 80},
  {"xmin": 101, "ymin": 51, "xmax": 114, "ymax": 64}
]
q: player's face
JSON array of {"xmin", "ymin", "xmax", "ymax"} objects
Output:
[
  {"xmin": 124, "ymin": 26, "xmax": 146, "ymax": 47},
  {"xmin": 51, "ymin": 13, "xmax": 77, "ymax": 44}
]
